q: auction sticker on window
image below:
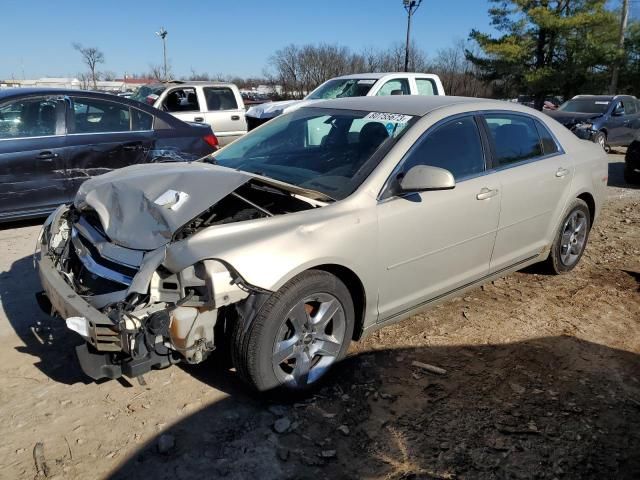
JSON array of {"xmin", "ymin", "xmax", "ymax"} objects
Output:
[{"xmin": 364, "ymin": 112, "xmax": 413, "ymax": 123}]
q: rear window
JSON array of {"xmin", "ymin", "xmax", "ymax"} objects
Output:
[
  {"xmin": 415, "ymin": 78, "xmax": 437, "ymax": 95},
  {"xmin": 204, "ymin": 87, "xmax": 238, "ymax": 111}
]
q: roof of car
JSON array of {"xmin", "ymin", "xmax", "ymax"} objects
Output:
[
  {"xmin": 305, "ymin": 95, "xmax": 504, "ymax": 117},
  {"xmin": 332, "ymin": 72, "xmax": 439, "ymax": 80}
]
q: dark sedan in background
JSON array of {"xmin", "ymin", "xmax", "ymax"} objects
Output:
[
  {"xmin": 0, "ymin": 88, "xmax": 218, "ymax": 222},
  {"xmin": 545, "ymin": 94, "xmax": 640, "ymax": 152}
]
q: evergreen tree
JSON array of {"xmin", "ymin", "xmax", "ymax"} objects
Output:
[{"xmin": 468, "ymin": 0, "xmax": 617, "ymax": 108}]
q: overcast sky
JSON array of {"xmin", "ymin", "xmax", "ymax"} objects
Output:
[{"xmin": 4, "ymin": 0, "xmax": 634, "ymax": 80}]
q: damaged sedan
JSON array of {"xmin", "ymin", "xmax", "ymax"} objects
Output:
[{"xmin": 36, "ymin": 96, "xmax": 607, "ymax": 392}]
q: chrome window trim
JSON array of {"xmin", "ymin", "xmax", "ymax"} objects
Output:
[
  {"xmin": 0, "ymin": 133, "xmax": 65, "ymax": 142},
  {"xmin": 66, "ymin": 129, "xmax": 154, "ymax": 136}
]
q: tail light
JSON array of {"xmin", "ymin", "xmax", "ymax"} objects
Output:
[{"xmin": 203, "ymin": 134, "xmax": 219, "ymax": 149}]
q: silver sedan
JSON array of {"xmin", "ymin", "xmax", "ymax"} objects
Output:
[{"xmin": 37, "ymin": 96, "xmax": 607, "ymax": 393}]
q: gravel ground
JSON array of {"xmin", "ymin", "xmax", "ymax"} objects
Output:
[{"xmin": 0, "ymin": 154, "xmax": 638, "ymax": 480}]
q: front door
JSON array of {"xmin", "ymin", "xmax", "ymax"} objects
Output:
[
  {"xmin": 377, "ymin": 115, "xmax": 500, "ymax": 320},
  {"xmin": 0, "ymin": 96, "xmax": 68, "ymax": 219}
]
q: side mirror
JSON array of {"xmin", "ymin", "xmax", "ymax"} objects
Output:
[{"xmin": 398, "ymin": 165, "xmax": 455, "ymax": 194}]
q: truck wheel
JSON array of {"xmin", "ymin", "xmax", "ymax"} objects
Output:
[
  {"xmin": 625, "ymin": 142, "xmax": 640, "ymax": 184},
  {"xmin": 593, "ymin": 131, "xmax": 609, "ymax": 152},
  {"xmin": 545, "ymin": 199, "xmax": 591, "ymax": 274},
  {"xmin": 231, "ymin": 270, "xmax": 354, "ymax": 393}
]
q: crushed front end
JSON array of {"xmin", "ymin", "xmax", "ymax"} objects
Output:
[{"xmin": 36, "ymin": 204, "xmax": 250, "ymax": 380}]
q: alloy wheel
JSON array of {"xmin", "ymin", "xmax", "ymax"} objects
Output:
[
  {"xmin": 272, "ymin": 293, "xmax": 346, "ymax": 388},
  {"xmin": 560, "ymin": 210, "xmax": 588, "ymax": 266}
]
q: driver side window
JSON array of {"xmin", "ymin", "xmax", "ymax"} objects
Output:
[{"xmin": 399, "ymin": 116, "xmax": 485, "ymax": 180}]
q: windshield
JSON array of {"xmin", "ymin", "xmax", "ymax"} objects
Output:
[
  {"xmin": 306, "ymin": 79, "xmax": 376, "ymax": 100},
  {"xmin": 131, "ymin": 85, "xmax": 166, "ymax": 103},
  {"xmin": 559, "ymin": 99, "xmax": 610, "ymax": 114},
  {"xmin": 213, "ymin": 108, "xmax": 416, "ymax": 200}
]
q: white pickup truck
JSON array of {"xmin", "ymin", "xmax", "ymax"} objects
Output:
[
  {"xmin": 133, "ymin": 81, "xmax": 248, "ymax": 146},
  {"xmin": 245, "ymin": 72, "xmax": 445, "ymax": 130}
]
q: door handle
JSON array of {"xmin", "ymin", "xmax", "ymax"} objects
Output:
[
  {"xmin": 231, "ymin": 115, "xmax": 241, "ymax": 121},
  {"xmin": 194, "ymin": 117, "xmax": 204, "ymax": 122},
  {"xmin": 37, "ymin": 151, "xmax": 58, "ymax": 160},
  {"xmin": 476, "ymin": 187, "xmax": 498, "ymax": 200},
  {"xmin": 555, "ymin": 167, "xmax": 570, "ymax": 178}
]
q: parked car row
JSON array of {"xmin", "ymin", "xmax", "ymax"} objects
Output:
[{"xmin": 0, "ymin": 89, "xmax": 218, "ymax": 221}]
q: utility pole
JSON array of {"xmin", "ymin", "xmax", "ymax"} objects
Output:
[
  {"xmin": 609, "ymin": 0, "xmax": 630, "ymax": 94},
  {"xmin": 403, "ymin": 0, "xmax": 423, "ymax": 72},
  {"xmin": 156, "ymin": 27, "xmax": 168, "ymax": 81}
]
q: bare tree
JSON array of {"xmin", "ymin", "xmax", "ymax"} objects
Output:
[
  {"xmin": 149, "ymin": 64, "xmax": 173, "ymax": 82},
  {"xmin": 102, "ymin": 70, "xmax": 117, "ymax": 81},
  {"xmin": 77, "ymin": 73, "xmax": 91, "ymax": 90},
  {"xmin": 73, "ymin": 43, "xmax": 105, "ymax": 90}
]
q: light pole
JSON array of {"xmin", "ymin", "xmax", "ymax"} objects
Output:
[
  {"xmin": 156, "ymin": 27, "xmax": 168, "ymax": 81},
  {"xmin": 403, "ymin": 0, "xmax": 423, "ymax": 72}
]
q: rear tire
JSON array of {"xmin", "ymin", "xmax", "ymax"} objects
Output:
[
  {"xmin": 545, "ymin": 199, "xmax": 591, "ymax": 274},
  {"xmin": 231, "ymin": 270, "xmax": 354, "ymax": 393}
]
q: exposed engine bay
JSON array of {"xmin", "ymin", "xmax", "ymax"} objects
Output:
[{"xmin": 36, "ymin": 173, "xmax": 320, "ymax": 380}]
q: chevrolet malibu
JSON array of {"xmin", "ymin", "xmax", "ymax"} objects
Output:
[{"xmin": 36, "ymin": 96, "xmax": 607, "ymax": 393}]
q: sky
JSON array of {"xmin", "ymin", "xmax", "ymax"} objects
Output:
[{"xmin": 0, "ymin": 0, "xmax": 497, "ymax": 80}]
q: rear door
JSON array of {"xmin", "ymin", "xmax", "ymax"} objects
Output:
[
  {"xmin": 65, "ymin": 96, "xmax": 155, "ymax": 194},
  {"xmin": 201, "ymin": 86, "xmax": 247, "ymax": 146},
  {"xmin": 482, "ymin": 112, "xmax": 574, "ymax": 272},
  {"xmin": 0, "ymin": 96, "xmax": 68, "ymax": 219}
]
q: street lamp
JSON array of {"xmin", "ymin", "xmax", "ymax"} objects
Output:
[
  {"xmin": 155, "ymin": 27, "xmax": 168, "ymax": 81},
  {"xmin": 403, "ymin": 0, "xmax": 423, "ymax": 72}
]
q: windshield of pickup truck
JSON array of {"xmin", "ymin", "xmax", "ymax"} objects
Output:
[
  {"xmin": 559, "ymin": 99, "xmax": 611, "ymax": 114},
  {"xmin": 306, "ymin": 79, "xmax": 376, "ymax": 100},
  {"xmin": 213, "ymin": 107, "xmax": 415, "ymax": 200}
]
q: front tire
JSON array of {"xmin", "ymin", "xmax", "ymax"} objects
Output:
[
  {"xmin": 231, "ymin": 270, "xmax": 354, "ymax": 393},
  {"xmin": 593, "ymin": 131, "xmax": 609, "ymax": 152},
  {"xmin": 545, "ymin": 199, "xmax": 591, "ymax": 274}
]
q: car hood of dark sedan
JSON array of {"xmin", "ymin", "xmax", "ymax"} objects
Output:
[
  {"xmin": 545, "ymin": 110, "xmax": 603, "ymax": 126},
  {"xmin": 74, "ymin": 162, "xmax": 253, "ymax": 250}
]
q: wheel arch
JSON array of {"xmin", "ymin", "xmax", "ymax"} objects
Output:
[
  {"xmin": 576, "ymin": 191, "xmax": 596, "ymax": 226},
  {"xmin": 310, "ymin": 264, "xmax": 367, "ymax": 341}
]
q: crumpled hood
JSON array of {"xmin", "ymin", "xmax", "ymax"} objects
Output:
[
  {"xmin": 74, "ymin": 162, "xmax": 252, "ymax": 250},
  {"xmin": 245, "ymin": 99, "xmax": 320, "ymax": 119},
  {"xmin": 545, "ymin": 110, "xmax": 603, "ymax": 127}
]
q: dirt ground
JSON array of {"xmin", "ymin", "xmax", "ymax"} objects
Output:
[{"xmin": 0, "ymin": 154, "xmax": 638, "ymax": 480}]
